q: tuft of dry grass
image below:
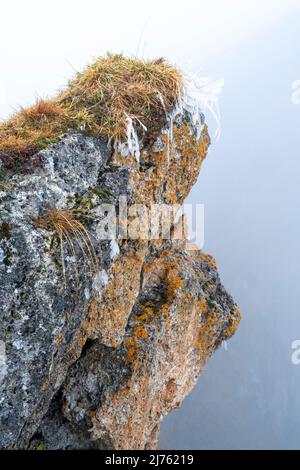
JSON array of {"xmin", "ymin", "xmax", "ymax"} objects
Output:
[
  {"xmin": 59, "ymin": 53, "xmax": 182, "ymax": 141},
  {"xmin": 0, "ymin": 54, "xmax": 183, "ymax": 172},
  {"xmin": 0, "ymin": 99, "xmax": 68, "ymax": 173},
  {"xmin": 37, "ymin": 209, "xmax": 98, "ymax": 284}
]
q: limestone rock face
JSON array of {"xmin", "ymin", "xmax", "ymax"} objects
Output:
[{"xmin": 0, "ymin": 115, "xmax": 241, "ymax": 450}]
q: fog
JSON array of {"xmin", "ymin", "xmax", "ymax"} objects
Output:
[
  {"xmin": 1, "ymin": 0, "xmax": 300, "ymax": 450},
  {"xmin": 160, "ymin": 11, "xmax": 300, "ymax": 449}
]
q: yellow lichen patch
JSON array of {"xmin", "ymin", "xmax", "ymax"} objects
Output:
[
  {"xmin": 89, "ymin": 240, "xmax": 241, "ymax": 450},
  {"xmin": 140, "ymin": 252, "xmax": 187, "ymax": 304},
  {"xmin": 194, "ymin": 303, "xmax": 242, "ymax": 356},
  {"xmin": 135, "ymin": 327, "xmax": 148, "ymax": 340},
  {"xmin": 166, "ymin": 267, "xmax": 184, "ymax": 300},
  {"xmin": 54, "ymin": 334, "xmax": 62, "ymax": 346},
  {"xmin": 209, "ymin": 257, "xmax": 217, "ymax": 269},
  {"xmin": 135, "ymin": 307, "xmax": 154, "ymax": 323},
  {"xmin": 116, "ymin": 118, "xmax": 210, "ymax": 217},
  {"xmin": 0, "ymin": 182, "xmax": 15, "ymax": 192},
  {"xmin": 200, "ymin": 252, "xmax": 217, "ymax": 269},
  {"xmin": 194, "ymin": 309, "xmax": 222, "ymax": 356},
  {"xmin": 159, "ymin": 304, "xmax": 172, "ymax": 320},
  {"xmin": 96, "ymin": 242, "xmax": 148, "ymax": 346},
  {"xmin": 163, "ymin": 123, "xmax": 210, "ymax": 205},
  {"xmin": 41, "ymin": 378, "xmax": 50, "ymax": 391},
  {"xmin": 125, "ymin": 337, "xmax": 136, "ymax": 363},
  {"xmin": 222, "ymin": 309, "xmax": 242, "ymax": 338},
  {"xmin": 125, "ymin": 325, "xmax": 149, "ymax": 363},
  {"xmin": 35, "ymin": 443, "xmax": 45, "ymax": 450},
  {"xmin": 198, "ymin": 298, "xmax": 208, "ymax": 314},
  {"xmin": 234, "ymin": 306, "xmax": 242, "ymax": 316},
  {"xmin": 110, "ymin": 339, "xmax": 118, "ymax": 349}
]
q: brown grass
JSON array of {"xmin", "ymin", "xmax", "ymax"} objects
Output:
[
  {"xmin": 37, "ymin": 209, "xmax": 98, "ymax": 284},
  {"xmin": 59, "ymin": 53, "xmax": 182, "ymax": 141},
  {"xmin": 0, "ymin": 100, "xmax": 67, "ymax": 152},
  {"xmin": 0, "ymin": 53, "xmax": 183, "ymax": 172}
]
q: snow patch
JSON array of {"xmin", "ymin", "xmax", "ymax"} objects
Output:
[
  {"xmin": 84, "ymin": 287, "xmax": 91, "ymax": 300},
  {"xmin": 110, "ymin": 239, "xmax": 120, "ymax": 259},
  {"xmin": 93, "ymin": 269, "xmax": 109, "ymax": 291},
  {"xmin": 0, "ymin": 341, "xmax": 7, "ymax": 382}
]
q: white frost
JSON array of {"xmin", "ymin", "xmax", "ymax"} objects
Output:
[
  {"xmin": 118, "ymin": 70, "xmax": 223, "ymax": 164},
  {"xmin": 124, "ymin": 113, "xmax": 147, "ymax": 163},
  {"xmin": 165, "ymin": 73, "xmax": 224, "ymax": 142},
  {"xmin": 84, "ymin": 287, "xmax": 91, "ymax": 300},
  {"xmin": 180, "ymin": 73, "xmax": 224, "ymax": 140},
  {"xmin": 0, "ymin": 340, "xmax": 7, "ymax": 382},
  {"xmin": 222, "ymin": 340, "xmax": 228, "ymax": 351},
  {"xmin": 93, "ymin": 269, "xmax": 109, "ymax": 291},
  {"xmin": 110, "ymin": 239, "xmax": 120, "ymax": 259},
  {"xmin": 12, "ymin": 339, "xmax": 23, "ymax": 350}
]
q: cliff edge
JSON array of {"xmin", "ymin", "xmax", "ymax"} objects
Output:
[{"xmin": 0, "ymin": 54, "xmax": 241, "ymax": 449}]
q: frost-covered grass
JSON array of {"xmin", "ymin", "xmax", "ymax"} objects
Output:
[
  {"xmin": 0, "ymin": 54, "xmax": 182, "ymax": 171},
  {"xmin": 60, "ymin": 54, "xmax": 182, "ymax": 142},
  {"xmin": 0, "ymin": 53, "xmax": 223, "ymax": 171}
]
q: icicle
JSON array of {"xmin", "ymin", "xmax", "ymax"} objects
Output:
[
  {"xmin": 135, "ymin": 117, "xmax": 147, "ymax": 133},
  {"xmin": 119, "ymin": 72, "xmax": 223, "ymax": 165},
  {"xmin": 124, "ymin": 112, "xmax": 141, "ymax": 163},
  {"xmin": 181, "ymin": 73, "xmax": 224, "ymax": 140},
  {"xmin": 222, "ymin": 340, "xmax": 228, "ymax": 351},
  {"xmin": 122, "ymin": 114, "xmax": 147, "ymax": 163},
  {"xmin": 157, "ymin": 91, "xmax": 168, "ymax": 119},
  {"xmin": 157, "ymin": 91, "xmax": 176, "ymax": 163}
]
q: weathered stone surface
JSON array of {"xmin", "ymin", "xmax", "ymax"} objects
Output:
[{"xmin": 0, "ymin": 114, "xmax": 240, "ymax": 450}]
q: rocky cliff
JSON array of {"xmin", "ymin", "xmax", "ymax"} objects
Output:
[{"xmin": 0, "ymin": 54, "xmax": 241, "ymax": 450}]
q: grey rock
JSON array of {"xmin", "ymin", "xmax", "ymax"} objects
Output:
[{"xmin": 0, "ymin": 121, "xmax": 241, "ymax": 450}]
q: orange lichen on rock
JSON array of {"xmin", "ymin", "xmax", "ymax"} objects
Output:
[
  {"xmin": 88, "ymin": 241, "xmax": 148, "ymax": 346},
  {"xmin": 89, "ymin": 241, "xmax": 241, "ymax": 449},
  {"xmin": 0, "ymin": 52, "xmax": 241, "ymax": 452},
  {"xmin": 222, "ymin": 308, "xmax": 242, "ymax": 338},
  {"xmin": 165, "ymin": 267, "xmax": 185, "ymax": 300},
  {"xmin": 198, "ymin": 298, "xmax": 208, "ymax": 314},
  {"xmin": 194, "ymin": 309, "xmax": 221, "ymax": 355},
  {"xmin": 125, "ymin": 325, "xmax": 149, "ymax": 363},
  {"xmin": 116, "ymin": 122, "xmax": 210, "ymax": 210}
]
